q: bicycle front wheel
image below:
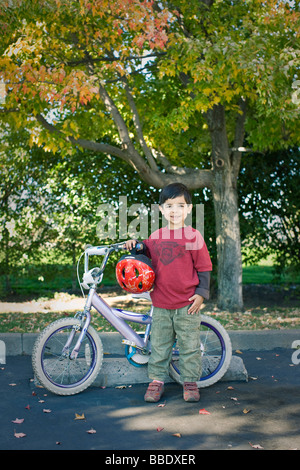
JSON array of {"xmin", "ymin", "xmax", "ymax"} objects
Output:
[
  {"xmin": 32, "ymin": 318, "xmax": 103, "ymax": 396},
  {"xmin": 169, "ymin": 314, "xmax": 232, "ymax": 388}
]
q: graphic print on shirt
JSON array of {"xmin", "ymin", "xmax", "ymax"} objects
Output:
[{"xmin": 153, "ymin": 241, "xmax": 186, "ymax": 265}]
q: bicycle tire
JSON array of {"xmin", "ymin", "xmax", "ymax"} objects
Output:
[
  {"xmin": 32, "ymin": 318, "xmax": 103, "ymax": 396},
  {"xmin": 169, "ymin": 314, "xmax": 232, "ymax": 388}
]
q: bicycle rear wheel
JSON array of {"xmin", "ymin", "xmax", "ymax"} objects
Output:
[
  {"xmin": 169, "ymin": 314, "xmax": 232, "ymax": 388},
  {"xmin": 32, "ymin": 318, "xmax": 103, "ymax": 396}
]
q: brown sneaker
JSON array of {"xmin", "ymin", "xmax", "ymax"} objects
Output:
[
  {"xmin": 183, "ymin": 382, "xmax": 200, "ymax": 402},
  {"xmin": 144, "ymin": 381, "xmax": 164, "ymax": 402}
]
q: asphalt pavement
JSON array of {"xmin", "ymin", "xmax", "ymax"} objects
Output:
[{"xmin": 1, "ymin": 343, "xmax": 300, "ymax": 453}]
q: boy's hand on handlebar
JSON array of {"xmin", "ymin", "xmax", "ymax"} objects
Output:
[{"xmin": 123, "ymin": 239, "xmax": 137, "ymax": 251}]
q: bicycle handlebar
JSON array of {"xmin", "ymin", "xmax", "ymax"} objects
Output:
[
  {"xmin": 80, "ymin": 241, "xmax": 144, "ymax": 289},
  {"xmin": 84, "ymin": 241, "xmax": 143, "ymax": 257},
  {"xmin": 84, "ymin": 242, "xmax": 124, "ymax": 256}
]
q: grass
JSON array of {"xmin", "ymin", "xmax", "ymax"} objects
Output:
[
  {"xmin": 0, "ymin": 310, "xmax": 147, "ymax": 334},
  {"xmin": 202, "ymin": 307, "xmax": 300, "ymax": 331},
  {"xmin": 242, "ymin": 265, "xmax": 300, "ymax": 285},
  {"xmin": 0, "ymin": 305, "xmax": 299, "ymax": 334}
]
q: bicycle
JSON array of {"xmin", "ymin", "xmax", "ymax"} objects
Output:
[{"xmin": 32, "ymin": 242, "xmax": 232, "ymax": 396}]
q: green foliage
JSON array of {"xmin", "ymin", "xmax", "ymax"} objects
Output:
[
  {"xmin": 0, "ymin": 121, "xmax": 160, "ymax": 297},
  {"xmin": 157, "ymin": 0, "xmax": 300, "ymax": 150},
  {"xmin": 1, "ymin": 0, "xmax": 299, "ymax": 156},
  {"xmin": 239, "ymin": 148, "xmax": 300, "ymax": 274}
]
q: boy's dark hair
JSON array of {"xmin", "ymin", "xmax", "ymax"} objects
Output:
[{"xmin": 159, "ymin": 183, "xmax": 192, "ymax": 205}]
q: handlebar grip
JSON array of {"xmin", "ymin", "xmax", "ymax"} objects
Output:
[
  {"xmin": 85, "ymin": 246, "xmax": 108, "ymax": 256},
  {"xmin": 130, "ymin": 242, "xmax": 144, "ymax": 255},
  {"xmin": 136, "ymin": 242, "xmax": 143, "ymax": 251}
]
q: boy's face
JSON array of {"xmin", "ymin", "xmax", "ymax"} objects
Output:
[{"xmin": 159, "ymin": 195, "xmax": 192, "ymax": 229}]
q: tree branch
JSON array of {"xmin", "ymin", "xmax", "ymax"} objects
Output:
[
  {"xmin": 97, "ymin": 82, "xmax": 134, "ymax": 152},
  {"xmin": 35, "ymin": 113, "xmax": 127, "ymax": 160},
  {"xmin": 0, "ymin": 107, "xmax": 20, "ymax": 113},
  {"xmin": 35, "ymin": 112, "xmax": 212, "ymax": 189},
  {"xmin": 123, "ymin": 79, "xmax": 158, "ymax": 171},
  {"xmin": 65, "ymin": 51, "xmax": 166, "ymax": 67}
]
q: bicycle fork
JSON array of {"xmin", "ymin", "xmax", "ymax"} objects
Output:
[{"xmin": 62, "ymin": 288, "xmax": 94, "ymax": 360}]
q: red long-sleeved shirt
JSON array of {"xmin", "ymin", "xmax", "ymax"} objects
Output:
[{"xmin": 143, "ymin": 226, "xmax": 212, "ymax": 309}]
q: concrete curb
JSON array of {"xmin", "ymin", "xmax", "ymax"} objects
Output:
[
  {"xmin": 93, "ymin": 355, "xmax": 248, "ymax": 387},
  {"xmin": 1, "ymin": 329, "xmax": 299, "ymax": 356},
  {"xmin": 1, "ymin": 329, "xmax": 299, "ymax": 386}
]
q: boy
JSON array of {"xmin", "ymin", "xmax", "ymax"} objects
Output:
[{"xmin": 125, "ymin": 183, "xmax": 212, "ymax": 402}]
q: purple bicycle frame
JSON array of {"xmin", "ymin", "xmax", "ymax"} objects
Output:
[
  {"xmin": 70, "ymin": 288, "xmax": 152, "ymax": 359},
  {"xmin": 92, "ymin": 291, "xmax": 152, "ymax": 349}
]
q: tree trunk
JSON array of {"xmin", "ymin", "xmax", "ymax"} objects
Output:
[
  {"xmin": 207, "ymin": 104, "xmax": 243, "ymax": 311},
  {"xmin": 212, "ymin": 179, "xmax": 243, "ymax": 311}
]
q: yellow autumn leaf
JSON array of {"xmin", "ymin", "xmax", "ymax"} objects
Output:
[
  {"xmin": 202, "ymin": 88, "xmax": 212, "ymax": 96},
  {"xmin": 74, "ymin": 413, "xmax": 86, "ymax": 420}
]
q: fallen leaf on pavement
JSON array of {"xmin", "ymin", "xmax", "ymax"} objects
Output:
[
  {"xmin": 235, "ymin": 350, "xmax": 243, "ymax": 354},
  {"xmin": 86, "ymin": 428, "xmax": 96, "ymax": 434},
  {"xmin": 156, "ymin": 427, "xmax": 164, "ymax": 432},
  {"xmin": 243, "ymin": 409, "xmax": 251, "ymax": 414},
  {"xmin": 25, "ymin": 405, "xmax": 30, "ymax": 410},
  {"xmin": 74, "ymin": 413, "xmax": 85, "ymax": 420},
  {"xmin": 173, "ymin": 433, "xmax": 182, "ymax": 438},
  {"xmin": 12, "ymin": 418, "xmax": 24, "ymax": 424},
  {"xmin": 43, "ymin": 409, "xmax": 51, "ymax": 413},
  {"xmin": 14, "ymin": 431, "xmax": 26, "ymax": 438},
  {"xmin": 199, "ymin": 408, "xmax": 211, "ymax": 415},
  {"xmin": 249, "ymin": 442, "xmax": 264, "ymax": 449}
]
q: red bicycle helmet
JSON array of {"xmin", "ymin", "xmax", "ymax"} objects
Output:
[{"xmin": 116, "ymin": 254, "xmax": 155, "ymax": 293}]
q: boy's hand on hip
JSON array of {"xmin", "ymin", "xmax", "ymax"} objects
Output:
[{"xmin": 188, "ymin": 294, "xmax": 204, "ymax": 315}]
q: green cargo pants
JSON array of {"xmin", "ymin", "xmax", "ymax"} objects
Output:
[{"xmin": 148, "ymin": 305, "xmax": 202, "ymax": 383}]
